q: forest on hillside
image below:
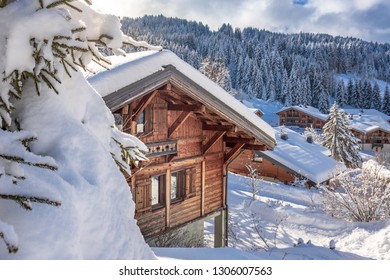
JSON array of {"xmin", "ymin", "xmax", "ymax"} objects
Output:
[{"xmin": 121, "ymin": 15, "xmax": 390, "ymax": 115}]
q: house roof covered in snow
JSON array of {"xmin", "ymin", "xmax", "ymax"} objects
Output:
[
  {"xmin": 277, "ymin": 106, "xmax": 329, "ymax": 121},
  {"xmin": 343, "ymin": 109, "xmax": 390, "ymax": 134},
  {"xmin": 88, "ymin": 50, "xmax": 275, "ymax": 149},
  {"xmin": 258, "ymin": 127, "xmax": 346, "ymax": 184}
]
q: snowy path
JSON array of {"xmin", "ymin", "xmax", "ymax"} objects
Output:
[{"xmin": 227, "ymin": 173, "xmax": 390, "ymax": 260}]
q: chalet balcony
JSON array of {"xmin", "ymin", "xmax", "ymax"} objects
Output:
[
  {"xmin": 285, "ymin": 116, "xmax": 300, "ymax": 120},
  {"xmin": 145, "ymin": 140, "xmax": 178, "ymax": 157},
  {"xmin": 372, "ymin": 143, "xmax": 384, "ymax": 149}
]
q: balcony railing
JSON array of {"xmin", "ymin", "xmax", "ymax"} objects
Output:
[{"xmin": 145, "ymin": 140, "xmax": 178, "ymax": 158}]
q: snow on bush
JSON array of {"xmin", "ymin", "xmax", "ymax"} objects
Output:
[
  {"xmin": 322, "ymin": 160, "xmax": 390, "ymax": 222},
  {"xmin": 0, "ymin": 0, "xmax": 159, "ymax": 259}
]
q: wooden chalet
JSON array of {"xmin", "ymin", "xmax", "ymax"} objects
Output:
[
  {"xmin": 344, "ymin": 109, "xmax": 390, "ymax": 152},
  {"xmin": 89, "ymin": 50, "xmax": 275, "ymax": 247},
  {"xmin": 277, "ymin": 106, "xmax": 328, "ymax": 129},
  {"xmin": 230, "ymin": 127, "xmax": 346, "ymax": 186}
]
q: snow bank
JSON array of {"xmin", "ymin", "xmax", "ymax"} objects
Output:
[{"xmin": 0, "ymin": 0, "xmax": 154, "ymax": 259}]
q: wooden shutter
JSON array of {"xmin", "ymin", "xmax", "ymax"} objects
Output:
[{"xmin": 135, "ymin": 178, "xmax": 152, "ymax": 214}]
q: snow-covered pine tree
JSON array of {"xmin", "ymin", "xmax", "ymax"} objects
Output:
[
  {"xmin": 199, "ymin": 56, "xmax": 232, "ymax": 92},
  {"xmin": 322, "ymin": 102, "xmax": 362, "ymax": 168},
  {"xmin": 0, "ymin": 0, "xmax": 160, "ymax": 258},
  {"xmin": 335, "ymin": 80, "xmax": 346, "ymax": 107},
  {"xmin": 371, "ymin": 82, "xmax": 382, "ymax": 111},
  {"xmin": 303, "ymin": 125, "xmax": 324, "ymax": 145},
  {"xmin": 317, "ymin": 83, "xmax": 329, "ymax": 114},
  {"xmin": 346, "ymin": 79, "xmax": 356, "ymax": 107},
  {"xmin": 382, "ymin": 85, "xmax": 390, "ymax": 116}
]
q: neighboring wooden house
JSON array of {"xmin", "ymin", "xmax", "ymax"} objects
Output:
[
  {"xmin": 277, "ymin": 106, "xmax": 328, "ymax": 129},
  {"xmin": 344, "ymin": 109, "xmax": 390, "ymax": 152},
  {"xmin": 249, "ymin": 108, "xmax": 264, "ymax": 118},
  {"xmin": 277, "ymin": 106, "xmax": 390, "ymax": 152},
  {"xmin": 89, "ymin": 50, "xmax": 275, "ymax": 247},
  {"xmin": 230, "ymin": 127, "xmax": 346, "ymax": 186}
]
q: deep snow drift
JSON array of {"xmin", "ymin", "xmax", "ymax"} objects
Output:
[{"xmin": 0, "ymin": 0, "xmax": 154, "ymax": 259}]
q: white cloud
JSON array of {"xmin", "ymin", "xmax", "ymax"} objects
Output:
[{"xmin": 91, "ymin": 0, "xmax": 390, "ymax": 43}]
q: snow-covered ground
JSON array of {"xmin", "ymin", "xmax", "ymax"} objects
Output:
[{"xmin": 154, "ymin": 173, "xmax": 390, "ymax": 260}]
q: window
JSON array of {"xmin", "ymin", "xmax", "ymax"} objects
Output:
[
  {"xmin": 136, "ymin": 105, "xmax": 153, "ymax": 135},
  {"xmin": 151, "ymin": 174, "xmax": 165, "ymax": 209},
  {"xmin": 136, "ymin": 111, "xmax": 145, "ymax": 133},
  {"xmin": 150, "ymin": 168, "xmax": 195, "ymax": 210},
  {"xmin": 171, "ymin": 170, "xmax": 186, "ymax": 203},
  {"xmin": 113, "ymin": 113, "xmax": 123, "ymax": 131}
]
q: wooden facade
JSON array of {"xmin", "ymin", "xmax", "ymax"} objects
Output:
[
  {"xmin": 351, "ymin": 128, "xmax": 390, "ymax": 152},
  {"xmin": 278, "ymin": 108, "xmax": 326, "ymax": 129},
  {"xmin": 229, "ymin": 149, "xmax": 294, "ymax": 184},
  {"xmin": 103, "ymin": 64, "xmax": 275, "ymax": 247}
]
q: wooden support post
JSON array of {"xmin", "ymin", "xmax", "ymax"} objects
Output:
[
  {"xmin": 165, "ymin": 168, "xmax": 171, "ymax": 228},
  {"xmin": 214, "ymin": 210, "xmax": 226, "ymax": 248},
  {"xmin": 201, "ymin": 160, "xmax": 206, "ymax": 216},
  {"xmin": 224, "ymin": 143, "xmax": 245, "ymax": 164},
  {"xmin": 222, "ymin": 163, "xmax": 227, "ymax": 208},
  {"xmin": 168, "ymin": 111, "xmax": 192, "ymax": 137},
  {"xmin": 203, "ymin": 131, "xmax": 225, "ymax": 154},
  {"xmin": 202, "ymin": 124, "xmax": 236, "ymax": 132},
  {"xmin": 168, "ymin": 103, "xmax": 203, "ymax": 111},
  {"xmin": 132, "ymin": 90, "xmax": 157, "ymax": 121}
]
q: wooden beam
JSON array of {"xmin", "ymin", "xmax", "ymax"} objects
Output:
[
  {"xmin": 203, "ymin": 131, "xmax": 226, "ymax": 154},
  {"xmin": 158, "ymin": 91, "xmax": 182, "ymax": 104},
  {"xmin": 224, "ymin": 143, "xmax": 245, "ymax": 164},
  {"xmin": 168, "ymin": 111, "xmax": 192, "ymax": 137},
  {"xmin": 243, "ymin": 144, "xmax": 267, "ymax": 151},
  {"xmin": 203, "ymin": 124, "xmax": 236, "ymax": 132},
  {"xmin": 132, "ymin": 90, "xmax": 158, "ymax": 121},
  {"xmin": 225, "ymin": 142, "xmax": 266, "ymax": 151},
  {"xmin": 224, "ymin": 136, "xmax": 254, "ymax": 144},
  {"xmin": 168, "ymin": 103, "xmax": 203, "ymax": 111}
]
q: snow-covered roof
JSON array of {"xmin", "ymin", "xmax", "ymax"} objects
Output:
[
  {"xmin": 89, "ymin": 50, "xmax": 275, "ymax": 148},
  {"xmin": 277, "ymin": 106, "xmax": 328, "ymax": 121},
  {"xmin": 343, "ymin": 109, "xmax": 390, "ymax": 134},
  {"xmin": 259, "ymin": 127, "xmax": 346, "ymax": 184}
]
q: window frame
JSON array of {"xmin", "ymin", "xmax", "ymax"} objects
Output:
[{"xmin": 151, "ymin": 174, "xmax": 166, "ymax": 210}]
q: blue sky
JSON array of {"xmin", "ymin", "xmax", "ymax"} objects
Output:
[{"xmin": 93, "ymin": 0, "xmax": 390, "ymax": 43}]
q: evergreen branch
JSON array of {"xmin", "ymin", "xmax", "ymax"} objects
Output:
[
  {"xmin": 46, "ymin": 0, "xmax": 73, "ymax": 9},
  {"xmin": 0, "ymin": 194, "xmax": 61, "ymax": 211},
  {"xmin": 0, "ymin": 0, "xmax": 8, "ymax": 8},
  {"xmin": 72, "ymin": 27, "xmax": 86, "ymax": 34},
  {"xmin": 41, "ymin": 69, "xmax": 61, "ymax": 85},
  {"xmin": 0, "ymin": 232, "xmax": 18, "ymax": 254},
  {"xmin": 39, "ymin": 73, "xmax": 59, "ymax": 94},
  {"xmin": 84, "ymin": 0, "xmax": 92, "ymax": 5},
  {"xmin": 63, "ymin": 58, "xmax": 78, "ymax": 72},
  {"xmin": 53, "ymin": 35, "xmax": 72, "ymax": 41},
  {"xmin": 61, "ymin": 59, "xmax": 72, "ymax": 77},
  {"xmin": 64, "ymin": 1, "xmax": 82, "ymax": 13},
  {"xmin": 20, "ymin": 136, "xmax": 37, "ymax": 148},
  {"xmin": 90, "ymin": 58, "xmax": 110, "ymax": 70},
  {"xmin": 0, "ymin": 154, "xmax": 58, "ymax": 171}
]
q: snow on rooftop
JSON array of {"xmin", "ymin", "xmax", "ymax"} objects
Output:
[
  {"xmin": 277, "ymin": 105, "xmax": 328, "ymax": 121},
  {"xmin": 260, "ymin": 127, "xmax": 346, "ymax": 184},
  {"xmin": 343, "ymin": 109, "xmax": 390, "ymax": 133},
  {"xmin": 88, "ymin": 50, "xmax": 275, "ymax": 142}
]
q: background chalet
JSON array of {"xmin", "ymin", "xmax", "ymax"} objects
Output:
[
  {"xmin": 278, "ymin": 106, "xmax": 390, "ymax": 152},
  {"xmin": 230, "ymin": 127, "xmax": 346, "ymax": 186},
  {"xmin": 89, "ymin": 50, "xmax": 275, "ymax": 247}
]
